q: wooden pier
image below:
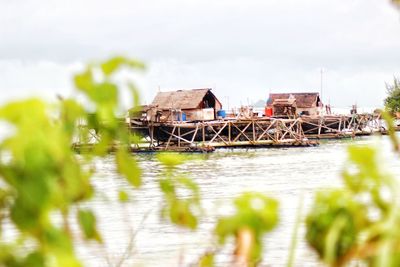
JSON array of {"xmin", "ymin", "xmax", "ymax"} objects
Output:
[
  {"xmin": 72, "ymin": 113, "xmax": 399, "ymax": 153},
  {"xmin": 129, "ymin": 118, "xmax": 317, "ymax": 151},
  {"xmin": 300, "ymin": 113, "xmax": 386, "ymax": 139}
]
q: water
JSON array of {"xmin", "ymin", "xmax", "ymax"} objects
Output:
[{"xmin": 77, "ymin": 135, "xmax": 400, "ymax": 267}]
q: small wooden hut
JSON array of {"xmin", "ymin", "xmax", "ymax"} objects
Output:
[
  {"xmin": 267, "ymin": 92, "xmax": 322, "ymax": 116},
  {"xmin": 151, "ymin": 88, "xmax": 222, "ymax": 122}
]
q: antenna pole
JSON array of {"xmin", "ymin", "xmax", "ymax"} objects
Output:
[{"xmin": 320, "ymin": 68, "xmax": 323, "ymax": 101}]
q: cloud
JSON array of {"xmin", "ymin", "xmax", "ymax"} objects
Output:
[
  {"xmin": 0, "ymin": 0, "xmax": 399, "ymax": 108},
  {"xmin": 0, "ymin": 60, "xmax": 77, "ymax": 104}
]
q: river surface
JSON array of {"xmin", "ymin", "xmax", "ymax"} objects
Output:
[{"xmin": 78, "ymin": 135, "xmax": 400, "ymax": 267}]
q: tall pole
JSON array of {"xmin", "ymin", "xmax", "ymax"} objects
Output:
[{"xmin": 320, "ymin": 68, "xmax": 323, "ymax": 101}]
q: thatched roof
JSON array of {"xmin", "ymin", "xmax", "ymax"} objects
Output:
[
  {"xmin": 151, "ymin": 88, "xmax": 220, "ymax": 110},
  {"xmin": 267, "ymin": 93, "xmax": 321, "ymax": 108}
]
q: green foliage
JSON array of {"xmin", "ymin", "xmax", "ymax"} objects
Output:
[
  {"xmin": 306, "ymin": 190, "xmax": 368, "ymax": 264},
  {"xmin": 0, "ymin": 55, "xmax": 205, "ymax": 266},
  {"xmin": 0, "ymin": 56, "xmax": 146, "ymax": 267},
  {"xmin": 1, "ymin": 53, "xmax": 398, "ymax": 267},
  {"xmin": 306, "ymin": 127, "xmax": 400, "ymax": 267},
  {"xmin": 157, "ymin": 153, "xmax": 186, "ymax": 168},
  {"xmin": 118, "ymin": 190, "xmax": 129, "ymax": 202},
  {"xmin": 215, "ymin": 192, "xmax": 279, "ymax": 265},
  {"xmin": 116, "ymin": 149, "xmax": 142, "ymax": 187},
  {"xmin": 198, "ymin": 253, "xmax": 215, "ymax": 267},
  {"xmin": 157, "ymin": 153, "xmax": 200, "ymax": 230},
  {"xmin": 73, "ymin": 56, "xmax": 144, "ymax": 156},
  {"xmin": 0, "ymin": 98, "xmax": 92, "ymax": 266},
  {"xmin": 384, "ymin": 77, "xmax": 400, "ymax": 114},
  {"xmin": 77, "ymin": 209, "xmax": 102, "ymax": 242},
  {"xmin": 100, "ymin": 56, "xmax": 145, "ymax": 77}
]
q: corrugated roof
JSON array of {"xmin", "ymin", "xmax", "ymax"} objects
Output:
[
  {"xmin": 152, "ymin": 88, "xmax": 217, "ymax": 110},
  {"xmin": 267, "ymin": 93, "xmax": 320, "ymax": 108}
]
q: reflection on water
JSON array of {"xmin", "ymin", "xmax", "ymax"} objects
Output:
[{"xmin": 78, "ymin": 135, "xmax": 400, "ymax": 267}]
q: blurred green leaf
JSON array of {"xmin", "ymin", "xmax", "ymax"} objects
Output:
[
  {"xmin": 156, "ymin": 154, "xmax": 202, "ymax": 230},
  {"xmin": 118, "ymin": 190, "xmax": 129, "ymax": 202},
  {"xmin": 91, "ymin": 82, "xmax": 118, "ymax": 106},
  {"xmin": 215, "ymin": 192, "xmax": 279, "ymax": 264},
  {"xmin": 159, "ymin": 178, "xmax": 176, "ymax": 197},
  {"xmin": 22, "ymin": 252, "xmax": 45, "ymax": 267},
  {"xmin": 74, "ymin": 69, "xmax": 93, "ymax": 94},
  {"xmin": 169, "ymin": 199, "xmax": 198, "ymax": 230},
  {"xmin": 60, "ymin": 99, "xmax": 85, "ymax": 136},
  {"xmin": 306, "ymin": 190, "xmax": 367, "ymax": 264},
  {"xmin": 116, "ymin": 149, "xmax": 142, "ymax": 187},
  {"xmin": 44, "ymin": 227, "xmax": 82, "ymax": 267},
  {"xmin": 0, "ymin": 56, "xmax": 146, "ymax": 267},
  {"xmin": 306, "ymin": 141, "xmax": 400, "ymax": 266},
  {"xmin": 198, "ymin": 253, "xmax": 214, "ymax": 267},
  {"xmin": 100, "ymin": 56, "xmax": 145, "ymax": 76},
  {"xmin": 77, "ymin": 209, "xmax": 102, "ymax": 242},
  {"xmin": 157, "ymin": 153, "xmax": 185, "ymax": 168}
]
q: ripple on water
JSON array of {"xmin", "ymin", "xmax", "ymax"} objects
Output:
[{"xmin": 76, "ymin": 136, "xmax": 400, "ymax": 266}]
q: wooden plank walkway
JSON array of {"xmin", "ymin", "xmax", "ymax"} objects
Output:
[{"xmin": 72, "ymin": 114, "xmax": 398, "ymax": 153}]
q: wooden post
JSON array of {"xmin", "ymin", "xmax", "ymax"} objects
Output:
[
  {"xmin": 202, "ymin": 122, "xmax": 206, "ymax": 145},
  {"xmin": 165, "ymin": 125, "xmax": 176, "ymax": 150},
  {"xmin": 318, "ymin": 117, "xmax": 323, "ymax": 138},
  {"xmin": 252, "ymin": 120, "xmax": 256, "ymax": 143},
  {"xmin": 228, "ymin": 121, "xmax": 231, "ymax": 144},
  {"xmin": 190, "ymin": 124, "xmax": 199, "ymax": 144},
  {"xmin": 177, "ymin": 125, "xmax": 181, "ymax": 147},
  {"xmin": 150, "ymin": 123, "xmax": 154, "ymax": 148}
]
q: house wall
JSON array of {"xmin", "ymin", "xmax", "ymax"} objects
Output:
[
  {"xmin": 273, "ymin": 105, "xmax": 297, "ymax": 116},
  {"xmin": 159, "ymin": 108, "xmax": 215, "ymax": 122},
  {"xmin": 185, "ymin": 109, "xmax": 199, "ymax": 121},
  {"xmin": 297, "ymin": 107, "xmax": 319, "ymax": 116},
  {"xmin": 186, "ymin": 108, "xmax": 215, "ymax": 121}
]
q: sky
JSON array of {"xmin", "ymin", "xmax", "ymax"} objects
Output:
[{"xmin": 1, "ymin": 0, "xmax": 400, "ymax": 110}]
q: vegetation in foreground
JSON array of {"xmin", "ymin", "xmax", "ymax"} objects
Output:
[
  {"xmin": 1, "ymin": 0, "xmax": 400, "ymax": 265},
  {"xmin": 0, "ymin": 56, "xmax": 398, "ymax": 267}
]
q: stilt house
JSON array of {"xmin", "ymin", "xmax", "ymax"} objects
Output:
[
  {"xmin": 151, "ymin": 88, "xmax": 222, "ymax": 122},
  {"xmin": 267, "ymin": 92, "xmax": 322, "ymax": 116}
]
